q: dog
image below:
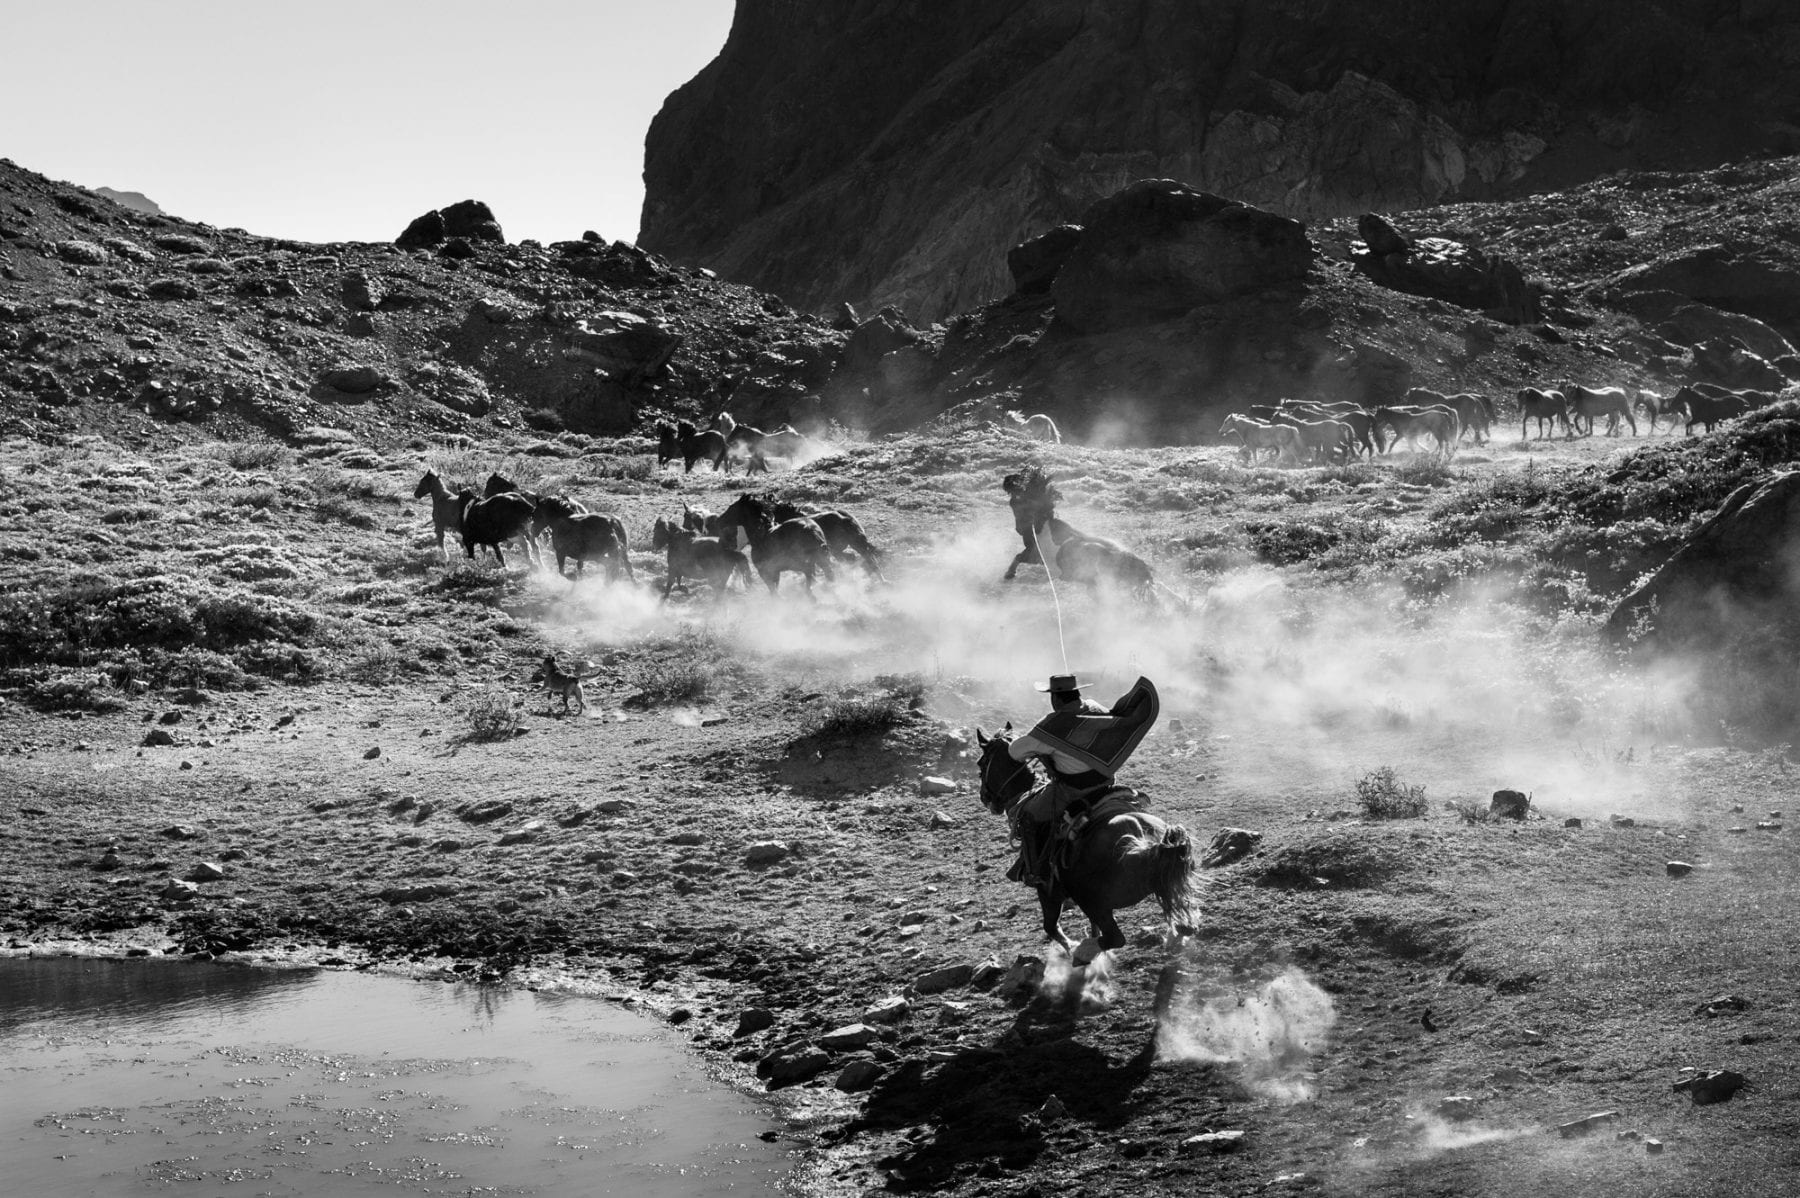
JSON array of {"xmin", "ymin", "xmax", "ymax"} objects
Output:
[{"xmin": 530, "ymin": 654, "xmax": 603, "ymax": 715}]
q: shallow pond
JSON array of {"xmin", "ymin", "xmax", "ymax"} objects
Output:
[{"xmin": 0, "ymin": 957, "xmax": 793, "ymax": 1196}]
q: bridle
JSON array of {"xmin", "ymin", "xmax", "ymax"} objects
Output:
[{"xmin": 978, "ymin": 737, "xmax": 1037, "ymax": 814}]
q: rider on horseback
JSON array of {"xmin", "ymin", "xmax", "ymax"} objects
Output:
[{"xmin": 1006, "ymin": 673, "xmax": 1157, "ymax": 886}]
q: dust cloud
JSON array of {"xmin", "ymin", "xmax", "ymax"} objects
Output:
[
  {"xmin": 1154, "ymin": 964, "xmax": 1337, "ymax": 1103},
  {"xmin": 531, "ymin": 485, "xmax": 1711, "ymax": 819}
]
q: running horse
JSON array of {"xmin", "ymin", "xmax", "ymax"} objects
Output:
[{"xmin": 974, "ymin": 725, "xmax": 1196, "ymax": 963}]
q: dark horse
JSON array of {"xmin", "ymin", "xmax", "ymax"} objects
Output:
[{"xmin": 975, "ymin": 726, "xmax": 1195, "ymax": 962}]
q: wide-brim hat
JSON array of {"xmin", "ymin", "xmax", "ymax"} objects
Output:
[{"xmin": 1034, "ymin": 673, "xmax": 1083, "ymax": 694}]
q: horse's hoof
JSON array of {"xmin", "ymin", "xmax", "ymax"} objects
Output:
[{"xmin": 1071, "ymin": 936, "xmax": 1102, "ymax": 967}]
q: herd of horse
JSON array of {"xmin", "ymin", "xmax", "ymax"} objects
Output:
[
  {"xmin": 1220, "ymin": 381, "xmax": 1781, "ymax": 466},
  {"xmin": 412, "ymin": 469, "xmax": 883, "ymax": 600},
  {"xmin": 656, "ymin": 411, "xmax": 815, "ymax": 474}
]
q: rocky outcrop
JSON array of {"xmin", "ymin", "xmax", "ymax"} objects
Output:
[
  {"xmin": 1607, "ymin": 470, "xmax": 1800, "ymax": 646},
  {"xmin": 642, "ymin": 0, "xmax": 1800, "ymax": 322},
  {"xmin": 1352, "ymin": 213, "xmax": 1538, "ymax": 325},
  {"xmin": 396, "ymin": 200, "xmax": 504, "ymax": 250},
  {"xmin": 1050, "ymin": 181, "xmax": 1313, "ymax": 335}
]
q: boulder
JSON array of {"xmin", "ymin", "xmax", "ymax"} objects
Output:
[
  {"xmin": 440, "ymin": 199, "xmax": 504, "ymax": 242},
  {"xmin": 1607, "ymin": 470, "xmax": 1800, "ymax": 646},
  {"xmin": 736, "ymin": 1007, "xmax": 777, "ymax": 1036},
  {"xmin": 56, "ymin": 239, "xmax": 107, "ymax": 265},
  {"xmin": 919, "ymin": 776, "xmax": 956, "ymax": 796},
  {"xmin": 396, "ymin": 210, "xmax": 447, "ymax": 250},
  {"xmin": 321, "ymin": 364, "xmax": 390, "ymax": 394},
  {"xmin": 1691, "ymin": 337, "xmax": 1788, "ymax": 391},
  {"xmin": 564, "ymin": 311, "xmax": 682, "ymax": 386},
  {"xmin": 340, "ymin": 272, "xmax": 382, "ymax": 311},
  {"xmin": 1006, "ymin": 224, "xmax": 1083, "ymax": 294},
  {"xmin": 188, "ymin": 861, "xmax": 226, "ymax": 881},
  {"xmin": 1052, "ymin": 181, "xmax": 1314, "ymax": 335},
  {"xmin": 1180, "ymin": 1130, "xmax": 1245, "ymax": 1153},
  {"xmin": 1673, "ymin": 1068, "xmax": 1746, "ymax": 1105},
  {"xmin": 762, "ymin": 1045, "xmax": 832, "ymax": 1086},
  {"xmin": 1489, "ymin": 790, "xmax": 1530, "ymax": 820},
  {"xmin": 841, "ymin": 307, "xmax": 920, "ymax": 375},
  {"xmin": 1352, "ymin": 218, "xmax": 1538, "ymax": 324},
  {"xmin": 439, "ymin": 236, "xmax": 477, "ymax": 260},
  {"xmin": 835, "ymin": 1059, "xmax": 885, "ymax": 1092}
]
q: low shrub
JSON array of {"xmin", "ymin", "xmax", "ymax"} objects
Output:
[
  {"xmin": 463, "ymin": 688, "xmax": 522, "ymax": 742},
  {"xmin": 1355, "ymin": 766, "xmax": 1429, "ymax": 819}
]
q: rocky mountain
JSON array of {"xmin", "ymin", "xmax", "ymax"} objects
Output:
[
  {"xmin": 93, "ymin": 187, "xmax": 162, "ymax": 215},
  {"xmin": 641, "ymin": 0, "xmax": 1800, "ymax": 322},
  {"xmin": 0, "ymin": 159, "xmax": 846, "ymax": 446},
  {"xmin": 5, "ymin": 146, "xmax": 1799, "ymax": 451}
]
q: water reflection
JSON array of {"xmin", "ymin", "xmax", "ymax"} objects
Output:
[{"xmin": 0, "ymin": 957, "xmax": 792, "ymax": 1197}]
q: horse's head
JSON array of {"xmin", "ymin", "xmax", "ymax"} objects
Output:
[
  {"xmin": 973, "ymin": 724, "xmax": 1034, "ymax": 814},
  {"xmin": 719, "ymin": 493, "xmax": 773, "ymax": 537},
  {"xmin": 413, "ymin": 469, "xmax": 440, "ymax": 499},
  {"xmin": 484, "ymin": 472, "xmax": 519, "ymax": 499}
]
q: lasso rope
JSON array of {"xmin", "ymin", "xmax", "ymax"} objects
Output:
[{"xmin": 1026, "ymin": 521, "xmax": 1071, "ymax": 673}]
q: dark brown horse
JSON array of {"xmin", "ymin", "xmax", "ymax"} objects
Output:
[
  {"xmin": 716, "ymin": 493, "xmax": 835, "ymax": 594},
  {"xmin": 975, "ymin": 726, "xmax": 1195, "ymax": 963}
]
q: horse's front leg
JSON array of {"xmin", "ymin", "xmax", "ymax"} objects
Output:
[{"xmin": 1038, "ymin": 885, "xmax": 1072, "ymax": 952}]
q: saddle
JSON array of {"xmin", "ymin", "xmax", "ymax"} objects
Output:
[{"xmin": 1009, "ymin": 785, "xmax": 1149, "ymax": 887}]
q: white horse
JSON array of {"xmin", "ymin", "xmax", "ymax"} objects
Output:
[{"xmin": 1004, "ymin": 410, "xmax": 1062, "ymax": 443}]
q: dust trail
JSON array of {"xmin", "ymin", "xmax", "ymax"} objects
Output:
[
  {"xmin": 1155, "ymin": 965, "xmax": 1337, "ymax": 1103},
  {"xmin": 1038, "ymin": 949, "xmax": 1117, "ymax": 1013}
]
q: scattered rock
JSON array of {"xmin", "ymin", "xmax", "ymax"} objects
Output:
[
  {"xmin": 1666, "ymin": 860, "xmax": 1694, "ymax": 878},
  {"xmin": 1200, "ymin": 827, "xmax": 1262, "ymax": 867},
  {"xmin": 160, "ymin": 824, "xmax": 201, "ymax": 840},
  {"xmin": 818, "ymin": 1023, "xmax": 879, "ymax": 1051},
  {"xmin": 159, "ymin": 879, "xmax": 201, "ymax": 903},
  {"xmin": 1645, "ymin": 1138, "xmax": 1664, "ymax": 1154},
  {"xmin": 928, "ymin": 810, "xmax": 958, "ymax": 828},
  {"xmin": 188, "ymin": 861, "xmax": 226, "ymax": 882},
  {"xmin": 1694, "ymin": 994, "xmax": 1749, "ymax": 1017},
  {"xmin": 1610, "ymin": 815, "xmax": 1636, "ymax": 828},
  {"xmin": 1673, "ymin": 1068, "xmax": 1746, "ymax": 1105},
  {"xmin": 1756, "ymin": 821, "xmax": 1783, "ymax": 832},
  {"xmin": 498, "ymin": 820, "xmax": 545, "ymax": 846},
  {"xmin": 595, "ymin": 798, "xmax": 636, "ymax": 815},
  {"xmin": 919, "ymin": 776, "xmax": 956, "ymax": 796},
  {"xmin": 736, "ymin": 1007, "xmax": 776, "ymax": 1036},
  {"xmin": 863, "ymin": 996, "xmax": 910, "ymax": 1024},
  {"xmin": 744, "ymin": 841, "xmax": 792, "ymax": 866},
  {"xmin": 460, "ymin": 800, "xmax": 513, "ymax": 824},
  {"xmin": 1037, "ymin": 1094, "xmax": 1068, "ymax": 1121},
  {"xmin": 760, "ymin": 1044, "xmax": 832, "ymax": 1086},
  {"xmin": 363, "ymin": 745, "xmax": 381, "ymax": 760},
  {"xmin": 1437, "ymin": 1096, "xmax": 1478, "ymax": 1121},
  {"xmin": 141, "ymin": 728, "xmax": 177, "ymax": 747},
  {"xmin": 913, "ymin": 962, "xmax": 974, "ymax": 994},
  {"xmin": 1180, "ymin": 1130, "xmax": 1246, "ymax": 1153},
  {"xmin": 1490, "ymin": 789, "xmax": 1531, "ymax": 820},
  {"xmin": 835, "ymin": 1059, "xmax": 885, "ymax": 1092},
  {"xmin": 1557, "ymin": 1110, "xmax": 1621, "ymax": 1138},
  {"xmin": 970, "ymin": 960, "xmax": 1006, "ymax": 990},
  {"xmin": 1565, "ymin": 817, "xmax": 1583, "ymax": 829}
]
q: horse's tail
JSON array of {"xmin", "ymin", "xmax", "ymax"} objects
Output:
[
  {"xmin": 1119, "ymin": 825, "xmax": 1196, "ymax": 929},
  {"xmin": 1149, "ymin": 826, "xmax": 1195, "ymax": 929}
]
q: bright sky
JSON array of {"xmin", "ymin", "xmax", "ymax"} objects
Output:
[{"xmin": 3, "ymin": 0, "xmax": 736, "ymax": 246}]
